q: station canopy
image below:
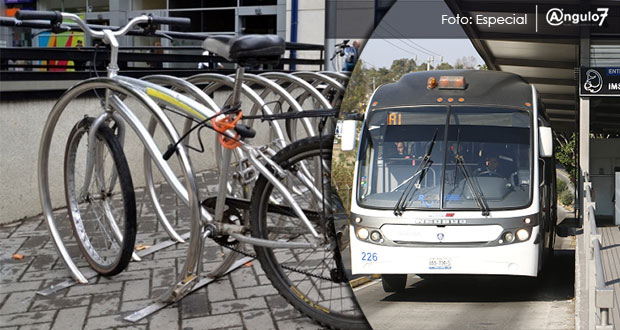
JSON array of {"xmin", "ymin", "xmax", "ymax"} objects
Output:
[{"xmin": 445, "ymin": 0, "xmax": 620, "ymax": 134}]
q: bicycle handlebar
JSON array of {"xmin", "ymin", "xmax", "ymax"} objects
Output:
[
  {"xmin": 147, "ymin": 15, "xmax": 191, "ymax": 27},
  {"xmin": 334, "ymin": 40, "xmax": 350, "ymax": 48},
  {"xmin": 14, "ymin": 10, "xmax": 191, "ymax": 40},
  {"xmin": 15, "ymin": 10, "xmax": 62, "ymax": 21}
]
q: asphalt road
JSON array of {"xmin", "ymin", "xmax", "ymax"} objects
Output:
[{"xmin": 352, "ymin": 207, "xmax": 576, "ymax": 330}]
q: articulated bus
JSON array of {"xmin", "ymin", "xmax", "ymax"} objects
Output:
[{"xmin": 340, "ymin": 70, "xmax": 557, "ymax": 292}]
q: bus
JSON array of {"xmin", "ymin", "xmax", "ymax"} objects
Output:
[{"xmin": 340, "ymin": 70, "xmax": 557, "ymax": 292}]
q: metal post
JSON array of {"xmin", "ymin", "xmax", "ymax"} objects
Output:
[
  {"xmin": 601, "ymin": 308, "xmax": 609, "ymax": 328},
  {"xmin": 580, "ymin": 97, "xmax": 592, "ymax": 327},
  {"xmin": 324, "ymin": 0, "xmax": 337, "ymax": 71},
  {"xmin": 579, "ymin": 97, "xmax": 590, "ymax": 195}
]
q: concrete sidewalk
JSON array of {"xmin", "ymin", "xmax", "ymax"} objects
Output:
[{"xmin": 0, "ymin": 169, "xmax": 326, "ymax": 330}]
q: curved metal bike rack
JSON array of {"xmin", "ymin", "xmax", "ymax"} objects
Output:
[
  {"xmin": 292, "ymin": 71, "xmax": 347, "ymax": 108},
  {"xmin": 259, "ymin": 72, "xmax": 335, "ymax": 138},
  {"xmin": 38, "ymin": 77, "xmax": 203, "ymax": 284},
  {"xmin": 139, "ymin": 74, "xmax": 221, "ymax": 243},
  {"xmin": 241, "ymin": 73, "xmax": 316, "ymax": 141}
]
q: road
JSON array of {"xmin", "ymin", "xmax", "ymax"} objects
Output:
[{"xmin": 352, "ymin": 207, "xmax": 576, "ymax": 330}]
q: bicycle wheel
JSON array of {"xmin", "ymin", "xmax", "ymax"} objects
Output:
[
  {"xmin": 250, "ymin": 135, "xmax": 369, "ymax": 329},
  {"xmin": 64, "ymin": 117, "xmax": 136, "ymax": 276}
]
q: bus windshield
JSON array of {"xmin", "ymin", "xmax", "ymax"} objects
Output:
[{"xmin": 357, "ymin": 106, "xmax": 532, "ymax": 211}]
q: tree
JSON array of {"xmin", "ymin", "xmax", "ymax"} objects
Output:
[
  {"xmin": 454, "ymin": 56, "xmax": 478, "ymax": 69},
  {"xmin": 340, "ymin": 59, "xmax": 369, "ymax": 114},
  {"xmin": 555, "ymin": 133, "xmax": 576, "ymax": 182},
  {"xmin": 435, "ymin": 62, "xmax": 454, "ymax": 70}
]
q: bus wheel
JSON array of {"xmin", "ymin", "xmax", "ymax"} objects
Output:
[{"xmin": 382, "ymin": 274, "xmax": 407, "ymax": 292}]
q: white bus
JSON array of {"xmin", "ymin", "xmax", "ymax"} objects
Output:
[{"xmin": 340, "ymin": 70, "xmax": 557, "ymax": 292}]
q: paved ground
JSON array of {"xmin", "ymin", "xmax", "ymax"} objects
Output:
[
  {"xmin": 0, "ymin": 169, "xmax": 330, "ymax": 330},
  {"xmin": 600, "ymin": 225, "xmax": 620, "ymax": 328}
]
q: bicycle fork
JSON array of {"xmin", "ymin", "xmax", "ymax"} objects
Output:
[{"xmin": 79, "ymin": 111, "xmax": 130, "ymax": 244}]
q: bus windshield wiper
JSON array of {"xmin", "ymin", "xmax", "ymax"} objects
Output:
[
  {"xmin": 393, "ymin": 129, "xmax": 438, "ymax": 216},
  {"xmin": 454, "ymin": 155, "xmax": 490, "ymax": 216}
]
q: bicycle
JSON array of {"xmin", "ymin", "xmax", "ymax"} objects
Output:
[
  {"xmin": 330, "ymin": 39, "xmax": 360, "ymax": 73},
  {"xmin": 12, "ymin": 10, "xmax": 368, "ymax": 329}
]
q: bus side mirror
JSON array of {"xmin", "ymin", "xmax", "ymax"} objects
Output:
[
  {"xmin": 340, "ymin": 120, "xmax": 358, "ymax": 151},
  {"xmin": 539, "ymin": 126, "xmax": 553, "ymax": 158}
]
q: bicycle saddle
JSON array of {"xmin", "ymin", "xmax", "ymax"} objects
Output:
[{"xmin": 202, "ymin": 34, "xmax": 285, "ymax": 65}]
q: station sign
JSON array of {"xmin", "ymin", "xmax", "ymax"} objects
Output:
[{"xmin": 580, "ymin": 67, "xmax": 620, "ymax": 97}]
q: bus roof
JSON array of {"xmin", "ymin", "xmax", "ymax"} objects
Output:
[{"xmin": 369, "ymin": 70, "xmax": 534, "ymax": 111}]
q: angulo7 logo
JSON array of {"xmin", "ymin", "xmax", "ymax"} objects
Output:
[{"xmin": 546, "ymin": 7, "xmax": 609, "ymax": 27}]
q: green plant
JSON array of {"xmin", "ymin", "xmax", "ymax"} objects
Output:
[
  {"xmin": 556, "ymin": 179, "xmax": 567, "ymax": 193},
  {"xmin": 331, "ymin": 151, "xmax": 356, "ymax": 212},
  {"xmin": 555, "ymin": 133, "xmax": 576, "ymax": 183},
  {"xmin": 559, "ymin": 189, "xmax": 574, "ymax": 206}
]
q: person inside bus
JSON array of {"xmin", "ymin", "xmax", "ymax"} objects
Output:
[
  {"xmin": 387, "ymin": 141, "xmax": 417, "ymax": 187},
  {"xmin": 395, "ymin": 141, "xmax": 411, "ymax": 159},
  {"xmin": 478, "ymin": 156, "xmax": 502, "ymax": 177}
]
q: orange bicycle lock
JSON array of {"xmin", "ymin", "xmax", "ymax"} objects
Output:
[{"xmin": 211, "ymin": 113, "xmax": 242, "ymax": 149}]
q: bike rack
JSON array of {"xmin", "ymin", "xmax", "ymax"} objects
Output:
[
  {"xmin": 139, "ymin": 74, "xmax": 221, "ymax": 244},
  {"xmin": 38, "ymin": 78, "xmax": 204, "ymax": 284},
  {"xmin": 37, "ymin": 70, "xmax": 350, "ymax": 323},
  {"xmin": 259, "ymin": 72, "xmax": 340, "ymax": 139},
  {"xmin": 292, "ymin": 71, "xmax": 347, "ymax": 103},
  {"xmin": 241, "ymin": 73, "xmax": 316, "ymax": 141},
  {"xmin": 319, "ymin": 70, "xmax": 351, "ymax": 84}
]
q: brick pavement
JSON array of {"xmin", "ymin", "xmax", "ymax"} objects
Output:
[{"xmin": 0, "ymin": 169, "xmax": 329, "ymax": 330}]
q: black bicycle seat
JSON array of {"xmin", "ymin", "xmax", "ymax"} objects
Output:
[{"xmin": 202, "ymin": 34, "xmax": 285, "ymax": 65}]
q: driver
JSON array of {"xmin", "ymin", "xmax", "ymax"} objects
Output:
[
  {"xmin": 478, "ymin": 156, "xmax": 502, "ymax": 177},
  {"xmin": 394, "ymin": 141, "xmax": 411, "ymax": 159}
]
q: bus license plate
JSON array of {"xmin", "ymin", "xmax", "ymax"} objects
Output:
[{"xmin": 428, "ymin": 257, "xmax": 452, "ymax": 270}]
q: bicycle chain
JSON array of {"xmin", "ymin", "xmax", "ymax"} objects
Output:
[{"xmin": 213, "ymin": 236, "xmax": 334, "ymax": 282}]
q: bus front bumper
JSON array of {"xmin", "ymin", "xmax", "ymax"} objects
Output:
[{"xmin": 349, "ymin": 225, "xmax": 540, "ymax": 277}]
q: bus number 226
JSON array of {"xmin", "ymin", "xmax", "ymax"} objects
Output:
[{"xmin": 361, "ymin": 252, "xmax": 378, "ymax": 262}]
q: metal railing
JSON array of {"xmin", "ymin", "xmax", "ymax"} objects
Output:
[
  {"xmin": 0, "ymin": 42, "xmax": 325, "ymax": 82},
  {"xmin": 583, "ymin": 171, "xmax": 614, "ymax": 330}
]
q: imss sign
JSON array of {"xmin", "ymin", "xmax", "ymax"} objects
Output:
[{"xmin": 580, "ymin": 67, "xmax": 620, "ymax": 96}]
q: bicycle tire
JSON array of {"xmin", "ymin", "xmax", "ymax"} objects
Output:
[
  {"xmin": 250, "ymin": 135, "xmax": 369, "ymax": 329},
  {"xmin": 64, "ymin": 117, "xmax": 136, "ymax": 276}
]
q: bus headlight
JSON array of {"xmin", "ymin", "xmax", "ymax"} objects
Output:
[
  {"xmin": 370, "ymin": 231, "xmax": 382, "ymax": 242},
  {"xmin": 516, "ymin": 229, "xmax": 530, "ymax": 241},
  {"xmin": 503, "ymin": 232, "xmax": 515, "ymax": 243},
  {"xmin": 357, "ymin": 228, "xmax": 369, "ymax": 240}
]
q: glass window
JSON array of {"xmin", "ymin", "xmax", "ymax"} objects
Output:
[
  {"xmin": 356, "ymin": 106, "xmax": 532, "ymax": 211},
  {"xmin": 241, "ymin": 0, "xmax": 277, "ymax": 6},
  {"xmin": 357, "ymin": 106, "xmax": 447, "ymax": 210},
  {"xmin": 443, "ymin": 107, "xmax": 532, "ymax": 210},
  {"xmin": 169, "ymin": 0, "xmax": 236, "ymax": 9}
]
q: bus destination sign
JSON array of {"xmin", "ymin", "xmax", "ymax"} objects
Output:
[{"xmin": 580, "ymin": 67, "xmax": 620, "ymax": 97}]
